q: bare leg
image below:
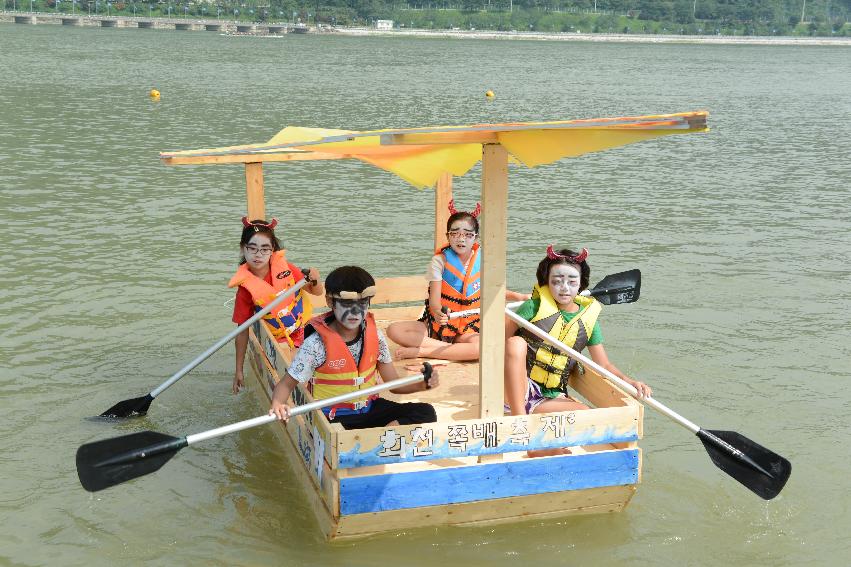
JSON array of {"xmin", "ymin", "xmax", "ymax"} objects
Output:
[
  {"xmin": 388, "ymin": 321, "xmax": 480, "ymax": 362},
  {"xmin": 504, "ymin": 336, "xmax": 529, "ymax": 416},
  {"xmin": 526, "ymin": 397, "xmax": 590, "ymax": 457}
]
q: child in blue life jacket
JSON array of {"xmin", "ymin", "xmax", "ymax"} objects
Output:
[
  {"xmin": 504, "ymin": 245, "xmax": 652, "ymax": 421},
  {"xmin": 386, "ymin": 200, "xmax": 530, "ymax": 362},
  {"xmin": 269, "ymin": 266, "xmax": 440, "ymax": 430},
  {"xmin": 229, "ymin": 217, "xmax": 324, "ymax": 394}
]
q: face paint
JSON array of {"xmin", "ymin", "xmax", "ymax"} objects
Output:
[
  {"xmin": 332, "ymin": 298, "xmax": 370, "ymax": 330},
  {"xmin": 547, "ymin": 264, "xmax": 582, "ymax": 308},
  {"xmin": 446, "ymin": 218, "xmax": 477, "ymax": 256}
]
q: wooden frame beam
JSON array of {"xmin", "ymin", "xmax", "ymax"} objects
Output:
[
  {"xmin": 478, "ymin": 144, "xmax": 509, "ymax": 420},
  {"xmin": 245, "ymin": 162, "xmax": 265, "ymax": 220},
  {"xmin": 434, "ymin": 172, "xmax": 452, "ymax": 251},
  {"xmin": 161, "ymin": 151, "xmax": 348, "ymax": 166}
]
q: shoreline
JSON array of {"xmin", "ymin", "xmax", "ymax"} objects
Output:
[
  {"xmin": 338, "ymin": 26, "xmax": 851, "ymax": 46},
  {"xmin": 3, "ymin": 12, "xmax": 850, "ymax": 46}
]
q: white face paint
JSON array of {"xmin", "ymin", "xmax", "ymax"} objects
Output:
[
  {"xmin": 332, "ymin": 298, "xmax": 370, "ymax": 330},
  {"xmin": 446, "ymin": 218, "xmax": 477, "ymax": 256},
  {"xmin": 547, "ymin": 264, "xmax": 582, "ymax": 308}
]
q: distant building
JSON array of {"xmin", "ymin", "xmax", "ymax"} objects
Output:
[{"xmin": 375, "ymin": 20, "xmax": 393, "ymax": 30}]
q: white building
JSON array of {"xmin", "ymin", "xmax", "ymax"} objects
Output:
[{"xmin": 375, "ymin": 19, "xmax": 393, "ymax": 30}]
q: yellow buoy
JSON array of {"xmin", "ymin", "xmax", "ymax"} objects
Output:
[
  {"xmin": 149, "ymin": 89, "xmax": 161, "ymax": 101},
  {"xmin": 485, "ymin": 90, "xmax": 495, "ymax": 99}
]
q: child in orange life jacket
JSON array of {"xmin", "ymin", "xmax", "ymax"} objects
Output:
[
  {"xmin": 229, "ymin": 217, "xmax": 324, "ymax": 394},
  {"xmin": 269, "ymin": 266, "xmax": 440, "ymax": 430},
  {"xmin": 504, "ymin": 246, "xmax": 652, "ymax": 419},
  {"xmin": 386, "ymin": 200, "xmax": 530, "ymax": 362}
]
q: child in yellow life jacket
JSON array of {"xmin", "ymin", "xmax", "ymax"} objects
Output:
[
  {"xmin": 229, "ymin": 217, "xmax": 324, "ymax": 394},
  {"xmin": 269, "ymin": 266, "xmax": 440, "ymax": 430},
  {"xmin": 386, "ymin": 200, "xmax": 530, "ymax": 362},
  {"xmin": 504, "ymin": 246, "xmax": 652, "ymax": 419}
]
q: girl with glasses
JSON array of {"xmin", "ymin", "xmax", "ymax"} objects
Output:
[
  {"xmin": 386, "ymin": 201, "xmax": 530, "ymax": 362},
  {"xmin": 227, "ymin": 217, "xmax": 324, "ymax": 394}
]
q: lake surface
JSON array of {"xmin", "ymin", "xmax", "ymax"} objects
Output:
[{"xmin": 1, "ymin": 23, "xmax": 849, "ymax": 566}]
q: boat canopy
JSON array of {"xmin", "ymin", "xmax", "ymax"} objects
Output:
[{"xmin": 161, "ymin": 111, "xmax": 708, "ymax": 189}]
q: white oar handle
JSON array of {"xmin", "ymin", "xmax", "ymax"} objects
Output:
[
  {"xmin": 150, "ymin": 276, "xmax": 312, "ymax": 398},
  {"xmin": 185, "ymin": 370, "xmax": 428, "ymax": 445},
  {"xmin": 505, "ymin": 309, "xmax": 701, "ymax": 433},
  {"xmin": 448, "ymin": 301, "xmax": 524, "ymax": 320}
]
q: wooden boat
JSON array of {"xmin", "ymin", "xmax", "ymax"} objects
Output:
[{"xmin": 160, "ymin": 113, "xmax": 708, "ymax": 539}]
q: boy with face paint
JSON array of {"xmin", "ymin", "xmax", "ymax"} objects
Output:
[
  {"xmin": 270, "ymin": 266, "xmax": 440, "ymax": 429},
  {"xmin": 504, "ymin": 246, "xmax": 652, "ymax": 423}
]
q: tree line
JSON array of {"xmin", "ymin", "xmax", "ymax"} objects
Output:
[{"xmin": 9, "ymin": 0, "xmax": 851, "ymax": 35}]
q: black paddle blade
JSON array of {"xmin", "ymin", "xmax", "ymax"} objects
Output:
[
  {"xmin": 76, "ymin": 431, "xmax": 187, "ymax": 492},
  {"xmin": 697, "ymin": 429, "xmax": 791, "ymax": 500},
  {"xmin": 99, "ymin": 393, "xmax": 154, "ymax": 418},
  {"xmin": 588, "ymin": 269, "xmax": 641, "ymax": 305}
]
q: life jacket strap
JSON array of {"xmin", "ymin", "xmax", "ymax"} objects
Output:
[
  {"xmin": 326, "ymin": 394, "xmax": 378, "ymax": 420},
  {"xmin": 440, "ymin": 293, "xmax": 479, "ymax": 306},
  {"xmin": 313, "ymin": 375, "xmax": 370, "ymax": 386}
]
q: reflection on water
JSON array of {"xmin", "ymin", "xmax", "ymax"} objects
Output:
[{"xmin": 1, "ymin": 23, "xmax": 850, "ymax": 565}]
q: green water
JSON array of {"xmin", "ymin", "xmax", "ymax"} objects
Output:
[{"xmin": 1, "ymin": 23, "xmax": 850, "ymax": 566}]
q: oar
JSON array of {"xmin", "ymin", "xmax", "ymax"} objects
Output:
[
  {"xmin": 448, "ymin": 269, "xmax": 642, "ymax": 320},
  {"xmin": 99, "ymin": 275, "xmax": 313, "ymax": 418},
  {"xmin": 505, "ymin": 309, "xmax": 791, "ymax": 500},
  {"xmin": 79, "ymin": 364, "xmax": 433, "ymax": 492}
]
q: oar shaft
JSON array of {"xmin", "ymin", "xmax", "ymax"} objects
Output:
[
  {"xmin": 185, "ymin": 372, "xmax": 426, "ymax": 445},
  {"xmin": 150, "ymin": 278, "xmax": 310, "ymax": 398},
  {"xmin": 449, "ymin": 301, "xmax": 523, "ymax": 320},
  {"xmin": 505, "ymin": 309, "xmax": 701, "ymax": 434}
]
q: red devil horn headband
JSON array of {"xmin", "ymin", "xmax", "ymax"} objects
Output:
[
  {"xmin": 447, "ymin": 199, "xmax": 481, "ymax": 219},
  {"xmin": 241, "ymin": 216, "xmax": 279, "ymax": 232},
  {"xmin": 546, "ymin": 245, "xmax": 588, "ymax": 263}
]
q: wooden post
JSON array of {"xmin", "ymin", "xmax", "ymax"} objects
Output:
[
  {"xmin": 245, "ymin": 162, "xmax": 265, "ymax": 220},
  {"xmin": 434, "ymin": 172, "xmax": 453, "ymax": 251},
  {"xmin": 478, "ymin": 144, "xmax": 508, "ymax": 420}
]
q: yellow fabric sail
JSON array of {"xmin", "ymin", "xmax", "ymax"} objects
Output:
[{"xmin": 161, "ymin": 111, "xmax": 708, "ymax": 189}]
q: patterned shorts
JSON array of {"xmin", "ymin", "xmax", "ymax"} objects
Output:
[{"xmin": 504, "ymin": 378, "xmax": 567, "ymax": 414}]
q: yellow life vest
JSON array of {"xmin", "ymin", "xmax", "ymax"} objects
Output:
[{"xmin": 520, "ymin": 284, "xmax": 602, "ymax": 390}]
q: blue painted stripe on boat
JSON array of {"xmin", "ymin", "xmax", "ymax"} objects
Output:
[
  {"xmin": 339, "ymin": 449, "xmax": 639, "ymax": 515},
  {"xmin": 337, "ymin": 424, "xmax": 638, "ymax": 469}
]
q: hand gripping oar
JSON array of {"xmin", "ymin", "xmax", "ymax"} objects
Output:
[
  {"xmin": 79, "ymin": 363, "xmax": 434, "ymax": 492},
  {"xmin": 505, "ymin": 309, "xmax": 791, "ymax": 500},
  {"xmin": 448, "ymin": 269, "xmax": 642, "ymax": 320},
  {"xmin": 99, "ymin": 275, "xmax": 313, "ymax": 418}
]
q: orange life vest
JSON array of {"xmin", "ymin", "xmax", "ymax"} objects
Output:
[
  {"xmin": 425, "ymin": 243, "xmax": 481, "ymax": 340},
  {"xmin": 227, "ymin": 250, "xmax": 312, "ymax": 346},
  {"xmin": 309, "ymin": 313, "xmax": 380, "ymax": 419}
]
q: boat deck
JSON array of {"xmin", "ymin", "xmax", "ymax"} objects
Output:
[{"xmin": 373, "ymin": 305, "xmax": 482, "ymax": 423}]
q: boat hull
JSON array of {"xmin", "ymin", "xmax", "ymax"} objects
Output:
[{"xmin": 244, "ymin": 282, "xmax": 642, "ymax": 540}]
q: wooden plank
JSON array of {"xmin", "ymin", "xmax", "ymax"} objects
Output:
[
  {"xmin": 244, "ymin": 162, "xmax": 265, "ymax": 220},
  {"xmin": 478, "ymin": 144, "xmax": 509, "ymax": 420},
  {"xmin": 161, "ymin": 151, "xmax": 347, "ymax": 166},
  {"xmin": 248, "ymin": 327, "xmax": 340, "ymax": 467},
  {"xmin": 253, "ymin": 319, "xmax": 295, "ymax": 379},
  {"xmin": 570, "ymin": 364, "xmax": 641, "ymax": 411},
  {"xmin": 434, "ymin": 172, "xmax": 452, "ymax": 251},
  {"xmin": 303, "ymin": 275, "xmax": 427, "ymax": 311},
  {"xmin": 335, "ymin": 406, "xmax": 639, "ymax": 468},
  {"xmin": 335, "ymin": 484, "xmax": 635, "ymax": 538},
  {"xmin": 372, "ymin": 275, "xmax": 429, "ymax": 305},
  {"xmin": 382, "ymin": 131, "xmax": 499, "ymax": 145},
  {"xmin": 339, "ymin": 449, "xmax": 639, "ymax": 514}
]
